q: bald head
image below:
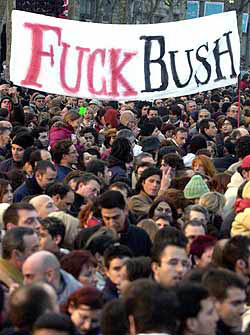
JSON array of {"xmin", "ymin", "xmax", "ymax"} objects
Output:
[
  {"xmin": 22, "ymin": 251, "xmax": 60, "ymax": 286},
  {"xmin": 30, "ymin": 195, "xmax": 58, "ymax": 218}
]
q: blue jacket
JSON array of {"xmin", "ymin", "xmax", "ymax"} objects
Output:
[
  {"xmin": 56, "ymin": 165, "xmax": 73, "ymax": 182},
  {"xmin": 13, "ymin": 176, "xmax": 43, "ymax": 202}
]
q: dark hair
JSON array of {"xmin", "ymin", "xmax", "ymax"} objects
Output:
[
  {"xmin": 101, "ymin": 299, "xmax": 129, "ymax": 335},
  {"xmin": 202, "ymin": 268, "xmax": 245, "ymax": 301},
  {"xmin": 152, "ymin": 227, "xmax": 187, "ymax": 264},
  {"xmin": 161, "ymin": 153, "xmax": 184, "ymax": 170},
  {"xmin": 124, "ymin": 279, "xmax": 179, "ymax": 334},
  {"xmin": 9, "ymin": 283, "xmax": 57, "ymax": 331},
  {"xmin": 0, "ymin": 178, "xmax": 11, "ymax": 202},
  {"xmin": 189, "ymin": 135, "xmax": 207, "ymax": 154},
  {"xmin": 75, "ymin": 173, "xmax": 101, "ymax": 192},
  {"xmin": 29, "ymin": 149, "xmax": 46, "ymax": 169},
  {"xmin": 85, "ymin": 159, "xmax": 107, "ymax": 176},
  {"xmin": 99, "ymin": 190, "xmax": 126, "ymax": 211},
  {"xmin": 235, "ymin": 135, "xmax": 250, "ymax": 159},
  {"xmin": 110, "ymin": 137, "xmax": 133, "ymax": 163},
  {"xmin": 33, "ymin": 312, "xmax": 76, "ymax": 335},
  {"xmin": 61, "ymin": 250, "xmax": 97, "ymax": 279},
  {"xmin": 199, "ymin": 118, "xmax": 215, "ymax": 135},
  {"xmin": 40, "ymin": 217, "xmax": 65, "ymax": 248},
  {"xmin": 148, "ymin": 195, "xmax": 178, "ymax": 222},
  {"xmin": 135, "ymin": 167, "xmax": 162, "ymax": 194},
  {"xmin": 222, "ymin": 236, "xmax": 250, "ymax": 271},
  {"xmin": 123, "ymin": 257, "xmax": 152, "ymax": 281},
  {"xmin": 176, "ymin": 283, "xmax": 210, "ymax": 333},
  {"xmin": 34, "ymin": 160, "xmax": 56, "ymax": 175},
  {"xmin": 3, "ymin": 202, "xmax": 35, "ymax": 228},
  {"xmin": 80, "ymin": 127, "xmax": 99, "ymax": 144},
  {"xmin": 104, "ymin": 244, "xmax": 133, "ymax": 268},
  {"xmin": 2, "ymin": 226, "xmax": 35, "ymax": 259},
  {"xmin": 46, "ymin": 182, "xmax": 71, "ymax": 200},
  {"xmin": 51, "ymin": 139, "xmax": 73, "ymax": 164}
]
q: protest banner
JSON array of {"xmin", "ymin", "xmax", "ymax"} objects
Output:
[{"xmin": 10, "ymin": 10, "xmax": 240, "ymax": 101}]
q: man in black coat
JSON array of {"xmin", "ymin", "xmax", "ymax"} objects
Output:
[{"xmin": 75, "ymin": 190, "xmax": 152, "ymax": 257}]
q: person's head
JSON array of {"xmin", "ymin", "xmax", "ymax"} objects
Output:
[
  {"xmin": 198, "ymin": 109, "xmax": 211, "ymax": 121},
  {"xmin": 104, "ymin": 243, "xmax": 133, "ymax": 286},
  {"xmin": 22, "ymin": 250, "xmax": 61, "ymax": 287},
  {"xmin": 62, "ymin": 249, "xmax": 97, "ymax": 285},
  {"xmin": 30, "ymin": 195, "xmax": 58, "ymax": 218},
  {"xmin": 189, "ymin": 235, "xmax": 216, "ymax": 268},
  {"xmin": 33, "ymin": 312, "xmax": 76, "ymax": 335},
  {"xmin": 211, "ymin": 239, "xmax": 229, "ymax": 268},
  {"xmin": 221, "ymin": 236, "xmax": 250, "ymax": 284},
  {"xmin": 184, "ymin": 175, "xmax": 210, "ymax": 203},
  {"xmin": 211, "ymin": 172, "xmax": 232, "ymax": 194},
  {"xmin": 101, "ymin": 299, "xmax": 129, "ymax": 335},
  {"xmin": 46, "ymin": 182, "xmax": 75, "ymax": 212},
  {"xmin": 0, "ymin": 126, "xmax": 11, "ymax": 148},
  {"xmin": 109, "ymin": 181, "xmax": 132, "ymax": 201},
  {"xmin": 151, "ymin": 228, "xmax": 189, "ymax": 287},
  {"xmin": 0, "ymin": 178, "xmax": 13, "ymax": 204},
  {"xmin": 34, "ymin": 160, "xmax": 57, "ymax": 190},
  {"xmin": 81, "ymin": 148, "xmax": 100, "ymax": 168},
  {"xmin": 75, "ymin": 173, "xmax": 101, "ymax": 200},
  {"xmin": 183, "ymin": 204, "xmax": 209, "ymax": 225},
  {"xmin": 160, "ymin": 153, "xmax": 184, "ymax": 176},
  {"xmin": 173, "ymin": 127, "xmax": 188, "ymax": 146},
  {"xmin": 51, "ymin": 139, "xmax": 78, "ymax": 166},
  {"xmin": 3, "ymin": 202, "xmax": 40, "ymax": 232},
  {"xmin": 219, "ymin": 117, "xmax": 234, "ymax": 135},
  {"xmin": 34, "ymin": 94, "xmax": 45, "ymax": 110},
  {"xmin": 202, "ymin": 268, "xmax": 246, "ymax": 330},
  {"xmin": 124, "ymin": 279, "xmax": 179, "ymax": 334},
  {"xmin": 99, "ymin": 190, "xmax": 127, "ymax": 232},
  {"xmin": 147, "ymin": 106, "xmax": 158, "ymax": 120},
  {"xmin": 66, "ymin": 287, "xmax": 103, "ymax": 335},
  {"xmin": 64, "ymin": 170, "xmax": 85, "ymax": 191},
  {"xmin": 199, "ymin": 192, "xmax": 225, "ymax": 216},
  {"xmin": 176, "ymin": 283, "xmax": 218, "ymax": 335},
  {"xmin": 11, "ymin": 132, "xmax": 34, "ymax": 162},
  {"xmin": 199, "ymin": 119, "xmax": 217, "ymax": 138},
  {"xmin": 227, "ymin": 104, "xmax": 238, "ymax": 119},
  {"xmin": 148, "ymin": 195, "xmax": 178, "ymax": 223},
  {"xmin": 168, "ymin": 104, "xmax": 182, "ymax": 123},
  {"xmin": 110, "ymin": 137, "xmax": 133, "ymax": 163},
  {"xmin": 137, "ymin": 219, "xmax": 159, "ymax": 243},
  {"xmin": 183, "ymin": 220, "xmax": 207, "ymax": 251},
  {"xmin": 186, "ymin": 100, "xmax": 197, "ymax": 113},
  {"xmin": 192, "ymin": 155, "xmax": 217, "ymax": 178},
  {"xmin": 80, "ymin": 127, "xmax": 98, "ymax": 149},
  {"xmin": 39, "ymin": 217, "xmax": 65, "ymax": 252},
  {"xmin": 135, "ymin": 167, "xmax": 162, "ymax": 198},
  {"xmin": 31, "ymin": 126, "xmax": 49, "ymax": 148},
  {"xmin": 9, "ymin": 283, "xmax": 58, "ymax": 331},
  {"xmin": 85, "ymin": 159, "xmax": 110, "ymax": 185},
  {"xmin": 2, "ymin": 226, "xmax": 39, "ymax": 268},
  {"xmin": 235, "ymin": 135, "xmax": 250, "ymax": 160},
  {"xmin": 63, "ymin": 109, "xmax": 82, "ymax": 130}
]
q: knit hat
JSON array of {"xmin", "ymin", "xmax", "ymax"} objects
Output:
[
  {"xmin": 184, "ymin": 175, "xmax": 210, "ymax": 199},
  {"xmin": 12, "ymin": 132, "xmax": 34, "ymax": 149},
  {"xmin": 33, "ymin": 94, "xmax": 45, "ymax": 101},
  {"xmin": 89, "ymin": 99, "xmax": 103, "ymax": 107},
  {"xmin": 141, "ymin": 136, "xmax": 161, "ymax": 153}
]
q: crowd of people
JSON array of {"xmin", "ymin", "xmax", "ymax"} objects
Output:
[{"xmin": 0, "ymin": 77, "xmax": 249, "ymax": 335}]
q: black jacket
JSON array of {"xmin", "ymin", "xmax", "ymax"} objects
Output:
[
  {"xmin": 75, "ymin": 221, "xmax": 152, "ymax": 257},
  {"xmin": 216, "ymin": 320, "xmax": 243, "ymax": 335},
  {"xmin": 102, "ymin": 277, "xmax": 119, "ymax": 303},
  {"xmin": 13, "ymin": 176, "xmax": 43, "ymax": 202}
]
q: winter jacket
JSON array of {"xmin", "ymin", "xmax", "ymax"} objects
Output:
[
  {"xmin": 108, "ymin": 156, "xmax": 129, "ymax": 184},
  {"xmin": 224, "ymin": 172, "xmax": 244, "ymax": 216},
  {"xmin": 75, "ymin": 222, "xmax": 152, "ymax": 257},
  {"xmin": 56, "ymin": 165, "xmax": 73, "ymax": 182},
  {"xmin": 0, "ymin": 158, "xmax": 23, "ymax": 173},
  {"xmin": 102, "ymin": 277, "xmax": 119, "ymax": 303},
  {"xmin": 128, "ymin": 191, "xmax": 153, "ymax": 218},
  {"xmin": 231, "ymin": 208, "xmax": 250, "ymax": 237},
  {"xmin": 13, "ymin": 176, "xmax": 43, "ymax": 202},
  {"xmin": 57, "ymin": 269, "xmax": 82, "ymax": 305}
]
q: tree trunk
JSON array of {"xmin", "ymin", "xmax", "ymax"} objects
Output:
[
  {"xmin": 179, "ymin": 0, "xmax": 187, "ymax": 21},
  {"xmin": 68, "ymin": 0, "xmax": 76, "ymax": 20}
]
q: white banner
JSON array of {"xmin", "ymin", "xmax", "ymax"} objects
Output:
[{"xmin": 10, "ymin": 10, "xmax": 240, "ymax": 101}]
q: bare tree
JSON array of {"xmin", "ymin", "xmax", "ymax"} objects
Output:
[
  {"xmin": 224, "ymin": 0, "xmax": 249, "ymax": 39},
  {"xmin": 163, "ymin": 0, "xmax": 186, "ymax": 22}
]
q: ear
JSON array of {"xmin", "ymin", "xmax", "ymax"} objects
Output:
[
  {"xmin": 6, "ymin": 222, "xmax": 16, "ymax": 231},
  {"xmin": 68, "ymin": 301, "xmax": 75, "ymax": 315},
  {"xmin": 186, "ymin": 318, "xmax": 197, "ymax": 332},
  {"xmin": 194, "ymin": 255, "xmax": 200, "ymax": 266},
  {"xmin": 235, "ymin": 259, "xmax": 247, "ymax": 275},
  {"xmin": 128, "ymin": 315, "xmax": 136, "ymax": 335},
  {"xmin": 151, "ymin": 261, "xmax": 160, "ymax": 278},
  {"xmin": 97, "ymin": 172, "xmax": 103, "ymax": 179},
  {"xmin": 53, "ymin": 234, "xmax": 62, "ymax": 246},
  {"xmin": 46, "ymin": 268, "xmax": 55, "ymax": 283},
  {"xmin": 52, "ymin": 194, "xmax": 61, "ymax": 205}
]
